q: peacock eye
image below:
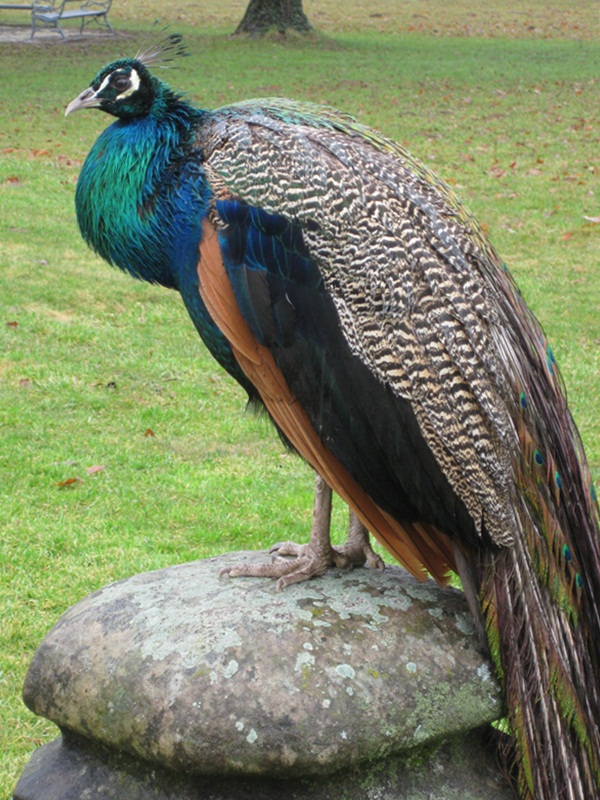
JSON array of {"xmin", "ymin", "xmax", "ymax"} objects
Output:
[{"xmin": 112, "ymin": 75, "xmax": 131, "ymax": 93}]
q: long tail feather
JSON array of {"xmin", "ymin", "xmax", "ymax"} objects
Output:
[{"xmin": 479, "ymin": 497, "xmax": 600, "ymax": 799}]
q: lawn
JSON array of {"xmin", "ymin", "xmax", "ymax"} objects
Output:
[{"xmin": 1, "ymin": 1, "xmax": 598, "ymax": 795}]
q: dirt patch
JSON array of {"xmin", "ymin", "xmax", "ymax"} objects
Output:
[{"xmin": 0, "ymin": 23, "xmax": 128, "ymax": 44}]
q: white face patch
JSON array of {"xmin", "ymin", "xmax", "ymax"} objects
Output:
[
  {"xmin": 116, "ymin": 69, "xmax": 141, "ymax": 101},
  {"xmin": 96, "ymin": 73, "xmax": 112, "ymax": 94},
  {"xmin": 95, "ymin": 68, "xmax": 141, "ymax": 102}
]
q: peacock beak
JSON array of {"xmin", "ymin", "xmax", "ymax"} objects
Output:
[{"xmin": 65, "ymin": 87, "xmax": 102, "ymax": 116}]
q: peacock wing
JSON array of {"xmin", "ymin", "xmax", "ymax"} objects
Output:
[
  {"xmin": 199, "ymin": 101, "xmax": 519, "ymax": 542},
  {"xmin": 197, "ymin": 99, "xmax": 599, "ymax": 592}
]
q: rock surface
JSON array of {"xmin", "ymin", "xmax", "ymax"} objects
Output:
[
  {"xmin": 16, "ymin": 551, "xmax": 512, "ymax": 799},
  {"xmin": 15, "ymin": 726, "xmax": 512, "ymax": 800},
  {"xmin": 23, "ymin": 551, "xmax": 503, "ymax": 778}
]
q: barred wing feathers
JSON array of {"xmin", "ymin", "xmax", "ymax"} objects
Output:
[{"xmin": 200, "ymin": 99, "xmax": 521, "ymax": 550}]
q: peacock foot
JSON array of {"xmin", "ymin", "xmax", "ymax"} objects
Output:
[
  {"xmin": 270, "ymin": 530, "xmax": 384, "ymax": 573},
  {"xmin": 333, "ymin": 530, "xmax": 386, "ymax": 572},
  {"xmin": 220, "ymin": 543, "xmax": 345, "ymax": 590},
  {"xmin": 221, "ymin": 475, "xmax": 384, "ymax": 590}
]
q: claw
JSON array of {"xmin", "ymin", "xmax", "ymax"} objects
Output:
[
  {"xmin": 268, "ymin": 541, "xmax": 308, "ymax": 558},
  {"xmin": 221, "ymin": 552, "xmax": 330, "ymax": 587}
]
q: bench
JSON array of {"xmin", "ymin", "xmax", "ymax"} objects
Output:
[{"xmin": 30, "ymin": 0, "xmax": 112, "ymax": 38}]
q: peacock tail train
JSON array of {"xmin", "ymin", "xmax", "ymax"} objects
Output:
[{"xmin": 67, "ymin": 49, "xmax": 600, "ymax": 799}]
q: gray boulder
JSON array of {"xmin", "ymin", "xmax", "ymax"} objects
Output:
[{"xmin": 15, "ymin": 551, "xmax": 511, "ymax": 799}]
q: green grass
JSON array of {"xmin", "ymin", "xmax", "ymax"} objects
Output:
[{"xmin": 1, "ymin": 2, "xmax": 599, "ymax": 795}]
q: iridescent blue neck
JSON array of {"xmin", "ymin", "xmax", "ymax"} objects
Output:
[{"xmin": 75, "ymin": 101, "xmax": 210, "ymax": 290}]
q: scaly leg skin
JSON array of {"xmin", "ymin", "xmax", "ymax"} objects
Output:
[
  {"xmin": 221, "ymin": 474, "xmax": 383, "ymax": 590},
  {"xmin": 273, "ymin": 506, "xmax": 384, "ymax": 573}
]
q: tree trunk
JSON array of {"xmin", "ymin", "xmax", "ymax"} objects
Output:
[{"xmin": 235, "ymin": 0, "xmax": 312, "ymax": 37}]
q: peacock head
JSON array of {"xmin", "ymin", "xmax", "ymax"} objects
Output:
[
  {"xmin": 66, "ymin": 59, "xmax": 159, "ymax": 120},
  {"xmin": 66, "ymin": 33, "xmax": 187, "ymax": 121}
]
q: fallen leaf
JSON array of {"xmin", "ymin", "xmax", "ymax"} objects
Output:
[
  {"xmin": 19, "ymin": 379, "xmax": 31, "ymax": 388},
  {"xmin": 562, "ymin": 232, "xmax": 574, "ymax": 241},
  {"xmin": 87, "ymin": 465, "xmax": 106, "ymax": 475},
  {"xmin": 6, "ymin": 320, "xmax": 18, "ymax": 328},
  {"xmin": 57, "ymin": 477, "xmax": 83, "ymax": 488},
  {"xmin": 56, "ymin": 154, "xmax": 83, "ymax": 168},
  {"xmin": 144, "ymin": 428, "xmax": 155, "ymax": 437}
]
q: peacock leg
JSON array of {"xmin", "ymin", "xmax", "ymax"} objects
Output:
[
  {"xmin": 272, "ymin": 506, "xmax": 384, "ymax": 572},
  {"xmin": 221, "ymin": 474, "xmax": 381, "ymax": 589}
]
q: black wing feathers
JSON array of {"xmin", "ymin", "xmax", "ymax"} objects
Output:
[{"xmin": 216, "ymin": 197, "xmax": 483, "ymax": 549}]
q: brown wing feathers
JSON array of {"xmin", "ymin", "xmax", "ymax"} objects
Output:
[{"xmin": 197, "ymin": 220, "xmax": 455, "ymax": 584}]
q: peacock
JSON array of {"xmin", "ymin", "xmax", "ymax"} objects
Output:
[{"xmin": 66, "ymin": 36, "xmax": 600, "ymax": 800}]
